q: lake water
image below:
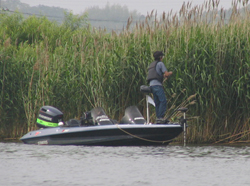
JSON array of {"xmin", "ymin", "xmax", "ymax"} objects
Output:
[{"xmin": 1, "ymin": 142, "xmax": 250, "ymax": 186}]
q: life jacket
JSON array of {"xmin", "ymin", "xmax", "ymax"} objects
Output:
[{"xmin": 146, "ymin": 61, "xmax": 163, "ymax": 84}]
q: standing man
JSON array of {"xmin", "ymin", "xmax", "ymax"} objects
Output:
[{"xmin": 146, "ymin": 51, "xmax": 172, "ymax": 124}]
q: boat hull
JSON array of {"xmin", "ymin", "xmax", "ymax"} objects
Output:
[{"xmin": 20, "ymin": 124, "xmax": 183, "ymax": 146}]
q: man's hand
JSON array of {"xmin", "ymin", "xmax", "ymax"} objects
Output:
[
  {"xmin": 163, "ymin": 71, "xmax": 172, "ymax": 82},
  {"xmin": 164, "ymin": 71, "xmax": 172, "ymax": 78}
]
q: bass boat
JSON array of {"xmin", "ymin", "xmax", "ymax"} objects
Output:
[
  {"xmin": 20, "ymin": 85, "xmax": 188, "ymax": 146},
  {"xmin": 20, "ymin": 105, "xmax": 188, "ymax": 146}
]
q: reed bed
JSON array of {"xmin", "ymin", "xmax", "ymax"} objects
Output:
[{"xmin": 0, "ymin": 0, "xmax": 249, "ymax": 143}]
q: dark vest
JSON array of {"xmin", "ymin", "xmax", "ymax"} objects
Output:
[{"xmin": 146, "ymin": 61, "xmax": 163, "ymax": 84}]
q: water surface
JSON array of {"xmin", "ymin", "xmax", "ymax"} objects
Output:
[{"xmin": 1, "ymin": 142, "xmax": 250, "ymax": 186}]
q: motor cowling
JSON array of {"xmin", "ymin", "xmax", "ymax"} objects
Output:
[{"xmin": 36, "ymin": 106, "xmax": 63, "ymax": 128}]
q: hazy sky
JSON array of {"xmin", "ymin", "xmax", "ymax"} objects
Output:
[{"xmin": 19, "ymin": 0, "xmax": 237, "ymax": 15}]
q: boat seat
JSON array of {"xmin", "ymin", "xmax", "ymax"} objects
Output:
[
  {"xmin": 91, "ymin": 107, "xmax": 114, "ymax": 125},
  {"xmin": 65, "ymin": 119, "xmax": 81, "ymax": 127},
  {"xmin": 120, "ymin": 106, "xmax": 146, "ymax": 124},
  {"xmin": 140, "ymin": 85, "xmax": 151, "ymax": 93}
]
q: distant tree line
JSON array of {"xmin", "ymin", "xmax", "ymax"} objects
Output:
[
  {"xmin": 85, "ymin": 3, "xmax": 145, "ymax": 31},
  {"xmin": 4, "ymin": 0, "xmax": 250, "ymax": 32},
  {"xmin": 1, "ymin": 0, "xmax": 144, "ymax": 31},
  {"xmin": 1, "ymin": 0, "xmax": 66, "ymax": 23}
]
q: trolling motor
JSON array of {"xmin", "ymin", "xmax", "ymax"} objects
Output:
[
  {"xmin": 165, "ymin": 106, "xmax": 188, "ymax": 146},
  {"xmin": 176, "ymin": 107, "xmax": 188, "ymax": 146}
]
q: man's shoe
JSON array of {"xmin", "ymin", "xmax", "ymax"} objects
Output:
[
  {"xmin": 156, "ymin": 118, "xmax": 169, "ymax": 124},
  {"xmin": 164, "ymin": 119, "xmax": 170, "ymax": 124},
  {"xmin": 155, "ymin": 118, "xmax": 164, "ymax": 124}
]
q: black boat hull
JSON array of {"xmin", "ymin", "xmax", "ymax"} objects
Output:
[{"xmin": 20, "ymin": 124, "xmax": 183, "ymax": 146}]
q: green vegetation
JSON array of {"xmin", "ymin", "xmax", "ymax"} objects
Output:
[{"xmin": 0, "ymin": 0, "xmax": 250, "ymax": 144}]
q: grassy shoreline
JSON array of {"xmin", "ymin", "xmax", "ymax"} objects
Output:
[{"xmin": 0, "ymin": 0, "xmax": 250, "ymax": 143}]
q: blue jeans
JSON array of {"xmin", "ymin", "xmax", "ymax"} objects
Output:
[{"xmin": 150, "ymin": 85, "xmax": 167, "ymax": 118}]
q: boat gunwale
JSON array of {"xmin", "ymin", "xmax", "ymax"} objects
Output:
[{"xmin": 20, "ymin": 123, "xmax": 183, "ymax": 140}]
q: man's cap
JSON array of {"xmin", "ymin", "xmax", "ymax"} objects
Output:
[{"xmin": 153, "ymin": 51, "xmax": 164, "ymax": 59}]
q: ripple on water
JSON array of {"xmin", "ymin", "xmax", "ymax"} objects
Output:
[{"xmin": 1, "ymin": 142, "xmax": 250, "ymax": 186}]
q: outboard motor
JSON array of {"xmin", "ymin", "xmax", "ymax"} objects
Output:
[
  {"xmin": 91, "ymin": 107, "xmax": 114, "ymax": 125},
  {"xmin": 120, "ymin": 106, "xmax": 146, "ymax": 124},
  {"xmin": 36, "ymin": 106, "xmax": 63, "ymax": 128}
]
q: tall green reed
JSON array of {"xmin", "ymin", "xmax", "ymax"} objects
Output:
[{"xmin": 0, "ymin": 0, "xmax": 249, "ymax": 143}]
